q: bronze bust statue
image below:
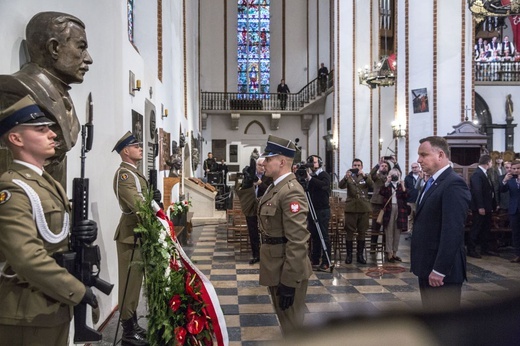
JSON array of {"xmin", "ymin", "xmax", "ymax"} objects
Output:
[{"xmin": 0, "ymin": 12, "xmax": 93, "ymax": 186}]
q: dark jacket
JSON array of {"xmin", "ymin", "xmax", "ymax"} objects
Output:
[
  {"xmin": 307, "ymin": 169, "xmax": 331, "ymax": 210},
  {"xmin": 404, "ymin": 171, "xmax": 420, "ymax": 203},
  {"xmin": 411, "ymin": 167, "xmax": 471, "ymax": 282},
  {"xmin": 469, "ymin": 167, "xmax": 494, "ymax": 212}
]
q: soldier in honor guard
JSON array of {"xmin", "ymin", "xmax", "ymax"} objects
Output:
[
  {"xmin": 112, "ymin": 131, "xmax": 152, "ymax": 346},
  {"xmin": 0, "ymin": 95, "xmax": 98, "ymax": 345},
  {"xmin": 236, "ymin": 135, "xmax": 312, "ymax": 335}
]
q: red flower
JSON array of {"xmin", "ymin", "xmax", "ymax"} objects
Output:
[
  {"xmin": 185, "ymin": 272, "xmax": 203, "ymax": 302},
  {"xmin": 174, "ymin": 326, "xmax": 187, "ymax": 345},
  {"xmin": 186, "ymin": 314, "xmax": 205, "ymax": 335},
  {"xmin": 169, "ymin": 295, "xmax": 182, "ymax": 312}
]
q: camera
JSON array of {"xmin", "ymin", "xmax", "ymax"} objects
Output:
[
  {"xmin": 383, "ymin": 156, "xmax": 393, "ymax": 161},
  {"xmin": 295, "ymin": 161, "xmax": 313, "ymax": 185},
  {"xmin": 513, "ymin": 174, "xmax": 519, "ymax": 179},
  {"xmin": 349, "ymin": 168, "xmax": 359, "ymax": 175},
  {"xmin": 391, "ymin": 174, "xmax": 399, "ymax": 182}
]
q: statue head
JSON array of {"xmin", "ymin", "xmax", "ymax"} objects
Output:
[{"xmin": 26, "ymin": 12, "xmax": 93, "ymax": 84}]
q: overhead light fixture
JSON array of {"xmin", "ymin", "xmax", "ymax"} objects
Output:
[
  {"xmin": 358, "ymin": 54, "xmax": 397, "ymax": 89},
  {"xmin": 392, "ymin": 121, "xmax": 406, "ymax": 139}
]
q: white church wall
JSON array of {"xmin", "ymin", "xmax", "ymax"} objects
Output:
[{"xmin": 0, "ymin": 1, "xmax": 197, "ymax": 339}]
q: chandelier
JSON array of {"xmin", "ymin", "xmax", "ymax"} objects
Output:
[{"xmin": 358, "ymin": 54, "xmax": 397, "ymax": 89}]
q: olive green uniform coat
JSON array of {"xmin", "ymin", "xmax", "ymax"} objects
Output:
[
  {"xmin": 237, "ymin": 173, "xmax": 312, "ymax": 334},
  {"xmin": 0, "ymin": 163, "xmax": 85, "ymax": 345},
  {"xmin": 113, "ymin": 162, "xmax": 148, "ymax": 320}
]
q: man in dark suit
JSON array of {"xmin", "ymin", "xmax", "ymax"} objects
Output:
[
  {"xmin": 468, "ymin": 154, "xmax": 497, "ymax": 258},
  {"xmin": 411, "ymin": 136, "xmax": 471, "ymax": 311},
  {"xmin": 500, "ymin": 160, "xmax": 520, "ymax": 263}
]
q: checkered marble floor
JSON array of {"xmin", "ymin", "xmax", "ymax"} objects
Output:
[
  {"xmin": 97, "ymin": 219, "xmax": 520, "ymax": 345},
  {"xmin": 181, "ymin": 223, "xmax": 520, "ymax": 346}
]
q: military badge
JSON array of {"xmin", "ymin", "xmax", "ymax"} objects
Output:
[
  {"xmin": 120, "ymin": 173, "xmax": 129, "ymax": 181},
  {"xmin": 0, "ymin": 190, "xmax": 11, "ymax": 205},
  {"xmin": 289, "ymin": 202, "xmax": 300, "ymax": 213}
]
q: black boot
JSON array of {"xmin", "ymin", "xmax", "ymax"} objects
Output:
[
  {"xmin": 357, "ymin": 240, "xmax": 367, "ymax": 264},
  {"xmin": 345, "ymin": 241, "xmax": 353, "ymax": 264},
  {"xmin": 122, "ymin": 317, "xmax": 149, "ymax": 346},
  {"xmin": 133, "ymin": 312, "xmax": 147, "ymax": 338}
]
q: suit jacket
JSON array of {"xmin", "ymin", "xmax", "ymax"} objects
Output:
[
  {"xmin": 0, "ymin": 63, "xmax": 80, "ymax": 185},
  {"xmin": 0, "ymin": 163, "xmax": 85, "ymax": 327},
  {"xmin": 499, "ymin": 178, "xmax": 520, "ymax": 215},
  {"xmin": 339, "ymin": 173, "xmax": 373, "ymax": 213},
  {"xmin": 411, "ymin": 167, "xmax": 471, "ymax": 283},
  {"xmin": 470, "ymin": 167, "xmax": 494, "ymax": 212},
  {"xmin": 237, "ymin": 173, "xmax": 312, "ymax": 288},
  {"xmin": 113, "ymin": 162, "xmax": 149, "ymax": 244}
]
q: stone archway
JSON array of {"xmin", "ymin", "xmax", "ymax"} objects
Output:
[{"xmin": 475, "ymin": 91, "xmax": 494, "ymax": 149}]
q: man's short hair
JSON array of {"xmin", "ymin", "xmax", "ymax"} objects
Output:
[
  {"xmin": 420, "ymin": 136, "xmax": 450, "ymax": 158},
  {"xmin": 479, "ymin": 154, "xmax": 492, "ymax": 165},
  {"xmin": 352, "ymin": 158, "xmax": 363, "ymax": 166},
  {"xmin": 511, "ymin": 160, "xmax": 520, "ymax": 167}
]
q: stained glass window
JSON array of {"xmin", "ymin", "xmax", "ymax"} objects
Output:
[
  {"xmin": 128, "ymin": 0, "xmax": 134, "ymax": 43},
  {"xmin": 238, "ymin": 0, "xmax": 270, "ymax": 94}
]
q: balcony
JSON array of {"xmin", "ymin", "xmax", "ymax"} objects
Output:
[
  {"xmin": 475, "ymin": 61, "xmax": 520, "ymax": 84},
  {"xmin": 201, "ymin": 70, "xmax": 334, "ymax": 114}
]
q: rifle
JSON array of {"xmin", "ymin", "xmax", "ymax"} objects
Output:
[
  {"xmin": 70, "ymin": 93, "xmax": 114, "ymax": 343},
  {"xmin": 149, "ymin": 128, "xmax": 163, "ymax": 209}
]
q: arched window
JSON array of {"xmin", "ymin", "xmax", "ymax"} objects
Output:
[
  {"xmin": 127, "ymin": 0, "xmax": 135, "ymax": 44},
  {"xmin": 237, "ymin": 0, "xmax": 270, "ymax": 94}
]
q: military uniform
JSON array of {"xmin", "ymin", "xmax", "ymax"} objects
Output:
[
  {"xmin": 339, "ymin": 172, "xmax": 374, "ymax": 264},
  {"xmin": 237, "ymin": 135, "xmax": 312, "ymax": 335},
  {"xmin": 113, "ymin": 161, "xmax": 148, "ymax": 321},
  {"xmin": 0, "ymin": 163, "xmax": 85, "ymax": 345}
]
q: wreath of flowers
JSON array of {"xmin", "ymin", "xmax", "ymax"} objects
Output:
[
  {"xmin": 136, "ymin": 191, "xmax": 214, "ymax": 345},
  {"xmin": 168, "ymin": 199, "xmax": 192, "ymax": 217}
]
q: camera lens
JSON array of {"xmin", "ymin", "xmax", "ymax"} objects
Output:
[
  {"xmin": 391, "ymin": 175, "xmax": 399, "ymax": 182},
  {"xmin": 350, "ymin": 168, "xmax": 359, "ymax": 175}
]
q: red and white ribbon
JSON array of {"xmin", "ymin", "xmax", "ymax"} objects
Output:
[{"xmin": 152, "ymin": 202, "xmax": 228, "ymax": 346}]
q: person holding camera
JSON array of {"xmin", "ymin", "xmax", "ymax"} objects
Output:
[
  {"xmin": 379, "ymin": 168, "xmax": 409, "ymax": 262},
  {"xmin": 0, "ymin": 95, "xmax": 98, "ymax": 345},
  {"xmin": 305, "ymin": 155, "xmax": 332, "ymax": 271},
  {"xmin": 339, "ymin": 159, "xmax": 373, "ymax": 264},
  {"xmin": 369, "ymin": 158, "xmax": 390, "ymax": 249},
  {"xmin": 500, "ymin": 160, "xmax": 520, "ymax": 263}
]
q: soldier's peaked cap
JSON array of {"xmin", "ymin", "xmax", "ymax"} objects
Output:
[
  {"xmin": 0, "ymin": 95, "xmax": 54, "ymax": 138},
  {"xmin": 260, "ymin": 135, "xmax": 296, "ymax": 158},
  {"xmin": 112, "ymin": 131, "xmax": 141, "ymax": 153}
]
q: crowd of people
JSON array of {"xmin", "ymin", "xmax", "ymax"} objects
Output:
[{"xmin": 474, "ymin": 35, "xmax": 520, "ymax": 62}]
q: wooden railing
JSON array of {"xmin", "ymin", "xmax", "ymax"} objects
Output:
[
  {"xmin": 201, "ymin": 70, "xmax": 334, "ymax": 111},
  {"xmin": 475, "ymin": 61, "xmax": 520, "ymax": 82}
]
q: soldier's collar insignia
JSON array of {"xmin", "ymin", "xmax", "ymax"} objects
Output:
[
  {"xmin": 120, "ymin": 173, "xmax": 129, "ymax": 181},
  {"xmin": 290, "ymin": 201, "xmax": 300, "ymax": 213},
  {"xmin": 0, "ymin": 190, "xmax": 11, "ymax": 205}
]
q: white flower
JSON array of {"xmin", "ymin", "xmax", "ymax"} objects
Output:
[{"xmin": 165, "ymin": 266, "xmax": 171, "ymax": 278}]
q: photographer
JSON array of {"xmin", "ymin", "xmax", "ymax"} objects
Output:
[
  {"xmin": 304, "ymin": 155, "xmax": 331, "ymax": 272},
  {"xmin": 500, "ymin": 160, "xmax": 520, "ymax": 263},
  {"xmin": 339, "ymin": 159, "xmax": 373, "ymax": 264},
  {"xmin": 379, "ymin": 168, "xmax": 408, "ymax": 262}
]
